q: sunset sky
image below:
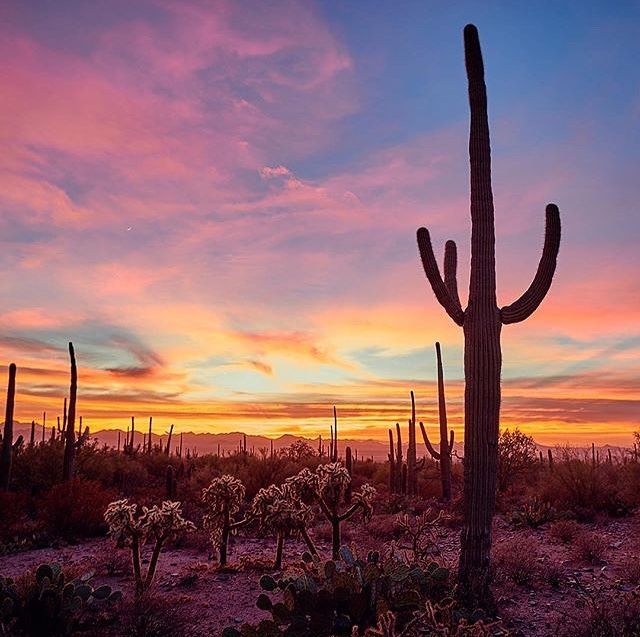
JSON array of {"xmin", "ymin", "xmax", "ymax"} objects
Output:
[{"xmin": 1, "ymin": 1, "xmax": 638, "ymax": 445}]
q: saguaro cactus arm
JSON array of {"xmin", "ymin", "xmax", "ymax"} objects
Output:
[
  {"xmin": 420, "ymin": 421, "xmax": 441, "ymax": 460},
  {"xmin": 417, "ymin": 229, "xmax": 465, "ymax": 326},
  {"xmin": 500, "ymin": 204, "xmax": 561, "ymax": 324},
  {"xmin": 444, "ymin": 240, "xmax": 462, "ymax": 308}
]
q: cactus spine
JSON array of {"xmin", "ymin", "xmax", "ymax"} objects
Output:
[
  {"xmin": 420, "ymin": 342, "xmax": 455, "ymax": 501},
  {"xmin": 62, "ymin": 343, "xmax": 77, "ymax": 482},
  {"xmin": 416, "ymin": 25, "xmax": 561, "ymax": 605},
  {"xmin": 0, "ymin": 363, "xmax": 17, "ymax": 490}
]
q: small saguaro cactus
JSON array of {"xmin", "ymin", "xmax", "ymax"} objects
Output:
[
  {"xmin": 415, "ymin": 25, "xmax": 560, "ymax": 605},
  {"xmin": 0, "ymin": 363, "xmax": 17, "ymax": 491},
  {"xmin": 202, "ymin": 474, "xmax": 251, "ymax": 567},
  {"xmin": 104, "ymin": 499, "xmax": 194, "ymax": 597},
  {"xmin": 420, "ymin": 342, "xmax": 455, "ymax": 501}
]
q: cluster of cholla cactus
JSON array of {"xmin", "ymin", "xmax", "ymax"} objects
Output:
[
  {"xmin": 104, "ymin": 499, "xmax": 194, "ymax": 597},
  {"xmin": 202, "ymin": 474, "xmax": 251, "ymax": 567},
  {"xmin": 251, "ymin": 481, "xmax": 317, "ymax": 569}
]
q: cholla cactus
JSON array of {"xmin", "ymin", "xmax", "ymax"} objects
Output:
[
  {"xmin": 202, "ymin": 474, "xmax": 249, "ymax": 567},
  {"xmin": 252, "ymin": 483, "xmax": 317, "ymax": 569},
  {"xmin": 312, "ymin": 463, "xmax": 377, "ymax": 559},
  {"xmin": 104, "ymin": 499, "xmax": 194, "ymax": 596},
  {"xmin": 284, "ymin": 467, "xmax": 318, "ymax": 504}
]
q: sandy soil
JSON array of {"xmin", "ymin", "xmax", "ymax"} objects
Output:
[{"xmin": 1, "ymin": 514, "xmax": 639, "ymax": 636}]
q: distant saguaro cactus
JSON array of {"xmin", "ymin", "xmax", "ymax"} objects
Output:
[
  {"xmin": 407, "ymin": 391, "xmax": 417, "ymax": 496},
  {"xmin": 420, "ymin": 342, "xmax": 455, "ymax": 501},
  {"xmin": 62, "ymin": 343, "xmax": 77, "ymax": 482},
  {"xmin": 0, "ymin": 363, "xmax": 17, "ymax": 490},
  {"xmin": 416, "ymin": 25, "xmax": 560, "ymax": 606}
]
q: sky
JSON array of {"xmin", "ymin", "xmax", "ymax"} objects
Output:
[{"xmin": 1, "ymin": 0, "xmax": 638, "ymax": 445}]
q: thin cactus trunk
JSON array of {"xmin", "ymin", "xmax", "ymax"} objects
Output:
[
  {"xmin": 148, "ymin": 417, "xmax": 153, "ymax": 453},
  {"xmin": 30, "ymin": 420, "xmax": 35, "ymax": 446},
  {"xmin": 165, "ymin": 424, "xmax": 173, "ymax": 455},
  {"xmin": 388, "ymin": 428, "xmax": 396, "ymax": 494},
  {"xmin": 416, "ymin": 25, "xmax": 560, "ymax": 607},
  {"xmin": 436, "ymin": 342, "xmax": 453, "ymax": 501},
  {"xmin": 407, "ymin": 391, "xmax": 417, "ymax": 496},
  {"xmin": 395, "ymin": 422, "xmax": 403, "ymax": 494},
  {"xmin": 345, "ymin": 446, "xmax": 353, "ymax": 504},
  {"xmin": 332, "ymin": 406, "xmax": 338, "ymax": 461},
  {"xmin": 0, "ymin": 363, "xmax": 17, "ymax": 491},
  {"xmin": 62, "ymin": 343, "xmax": 77, "ymax": 482}
]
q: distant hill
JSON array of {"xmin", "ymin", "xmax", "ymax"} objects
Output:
[{"xmin": 2, "ymin": 420, "xmax": 632, "ymax": 462}]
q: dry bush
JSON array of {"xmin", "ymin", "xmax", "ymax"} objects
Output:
[
  {"xmin": 625, "ymin": 557, "xmax": 640, "ymax": 586},
  {"xmin": 40, "ymin": 478, "xmax": 117, "ymax": 539},
  {"xmin": 549, "ymin": 519, "xmax": 580, "ymax": 544},
  {"xmin": 117, "ymin": 591, "xmax": 191, "ymax": 637},
  {"xmin": 492, "ymin": 537, "xmax": 540, "ymax": 586},
  {"xmin": 539, "ymin": 450, "xmax": 636, "ymax": 520},
  {"xmin": 574, "ymin": 530, "xmax": 608, "ymax": 564},
  {"xmin": 366, "ymin": 514, "xmax": 404, "ymax": 542},
  {"xmin": 541, "ymin": 560, "xmax": 564, "ymax": 588},
  {"xmin": 497, "ymin": 428, "xmax": 538, "ymax": 492},
  {"xmin": 555, "ymin": 584, "xmax": 640, "ymax": 637}
]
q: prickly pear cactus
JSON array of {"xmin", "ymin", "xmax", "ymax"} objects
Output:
[
  {"xmin": 224, "ymin": 547, "xmax": 451, "ymax": 636},
  {"xmin": 1, "ymin": 563, "xmax": 121, "ymax": 637}
]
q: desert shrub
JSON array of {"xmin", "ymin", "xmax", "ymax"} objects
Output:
[
  {"xmin": 497, "ymin": 428, "xmax": 538, "ymax": 492},
  {"xmin": 555, "ymin": 581, "xmax": 640, "ymax": 637},
  {"xmin": 395, "ymin": 508, "xmax": 445, "ymax": 561},
  {"xmin": 539, "ymin": 450, "xmax": 635, "ymax": 520},
  {"xmin": 492, "ymin": 537, "xmax": 539, "ymax": 586},
  {"xmin": 541, "ymin": 560, "xmax": 563, "ymax": 588},
  {"xmin": 407, "ymin": 598, "xmax": 510, "ymax": 636},
  {"xmin": 117, "ymin": 591, "xmax": 190, "ymax": 637},
  {"xmin": 508, "ymin": 496, "xmax": 555, "ymax": 528},
  {"xmin": 0, "ymin": 491, "xmax": 29, "ymax": 541},
  {"xmin": 625, "ymin": 557, "xmax": 640, "ymax": 586},
  {"xmin": 549, "ymin": 519, "xmax": 580, "ymax": 544},
  {"xmin": 366, "ymin": 514, "xmax": 404, "ymax": 542},
  {"xmin": 41, "ymin": 479, "xmax": 116, "ymax": 539},
  {"xmin": 574, "ymin": 530, "xmax": 608, "ymax": 564}
]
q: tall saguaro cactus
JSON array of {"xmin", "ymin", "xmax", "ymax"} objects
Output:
[{"xmin": 416, "ymin": 25, "xmax": 560, "ymax": 606}]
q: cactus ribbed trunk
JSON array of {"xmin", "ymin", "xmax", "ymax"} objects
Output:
[
  {"xmin": 395, "ymin": 422, "xmax": 403, "ymax": 494},
  {"xmin": 417, "ymin": 25, "xmax": 560, "ymax": 608},
  {"xmin": 0, "ymin": 363, "xmax": 17, "ymax": 491},
  {"xmin": 62, "ymin": 343, "xmax": 77, "ymax": 483}
]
